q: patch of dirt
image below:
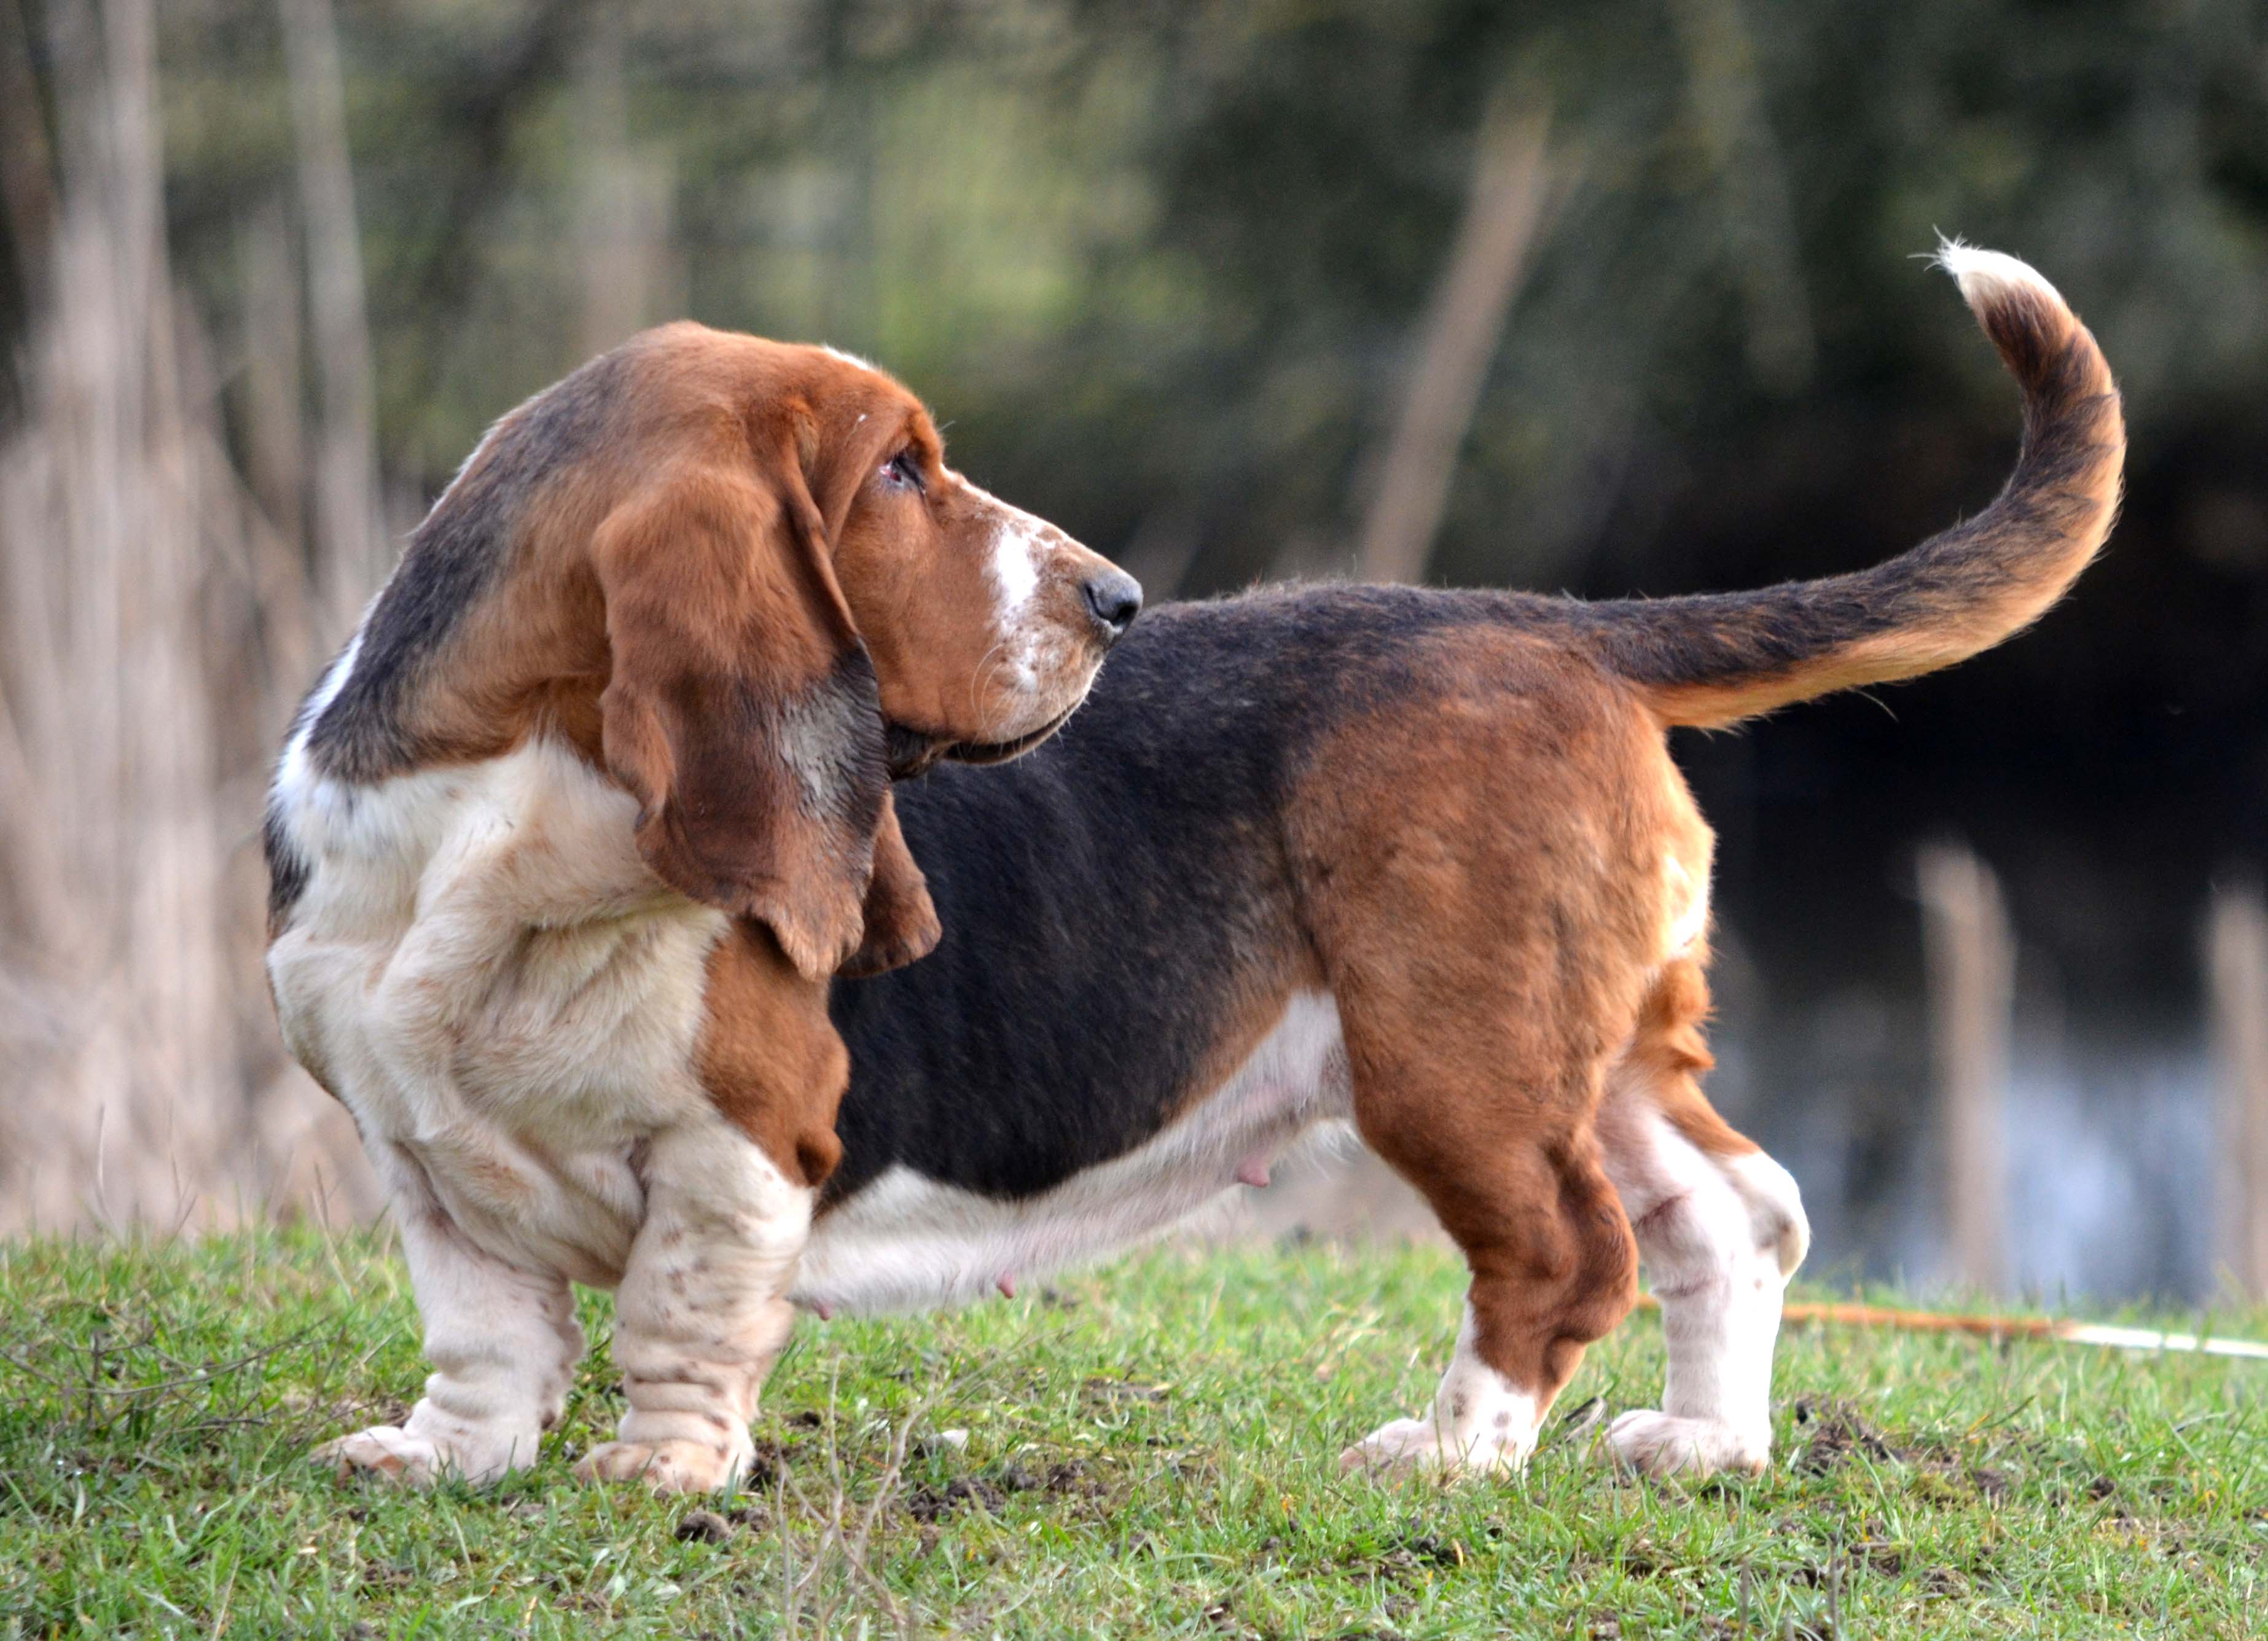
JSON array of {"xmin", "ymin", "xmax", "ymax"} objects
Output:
[
  {"xmin": 906, "ymin": 1455, "xmax": 1107, "ymax": 1522},
  {"xmin": 740, "ymin": 1436, "xmax": 788, "ymax": 1489},
  {"xmin": 1789, "ymin": 1397, "xmax": 1903, "ymax": 1475},
  {"xmin": 674, "ymin": 1508, "xmax": 732, "ymax": 1545},
  {"xmin": 1788, "ymin": 1398, "xmax": 2016, "ymax": 1500},
  {"xmin": 1921, "ymin": 1565, "xmax": 1971, "ymax": 1597},
  {"xmin": 906, "ymin": 1476, "xmax": 1007, "ymax": 1522}
]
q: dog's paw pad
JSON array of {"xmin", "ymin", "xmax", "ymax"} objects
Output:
[
  {"xmin": 575, "ymin": 1437, "xmax": 742, "ymax": 1494},
  {"xmin": 316, "ymin": 1425, "xmax": 447, "ymax": 1486},
  {"xmin": 1340, "ymin": 1416, "xmax": 1530, "ymax": 1479},
  {"xmin": 1340, "ymin": 1417, "xmax": 1446, "ymax": 1476},
  {"xmin": 1604, "ymin": 1411, "xmax": 1767, "ymax": 1479}
]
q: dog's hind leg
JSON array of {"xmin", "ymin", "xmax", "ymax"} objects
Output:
[
  {"xmin": 1338, "ymin": 1083, "xmax": 1638, "ymax": 1478},
  {"xmin": 1323, "ymin": 885, "xmax": 1647, "ymax": 1475},
  {"xmin": 1596, "ymin": 956, "xmax": 1809, "ymax": 1477},
  {"xmin": 1301, "ymin": 675, "xmax": 1683, "ymax": 1477}
]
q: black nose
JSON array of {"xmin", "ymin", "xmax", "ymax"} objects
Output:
[{"xmin": 1082, "ymin": 569, "xmax": 1143, "ymax": 643}]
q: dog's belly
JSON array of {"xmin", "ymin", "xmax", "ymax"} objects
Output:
[
  {"xmin": 267, "ymin": 733, "xmax": 726, "ymax": 1285},
  {"xmin": 794, "ymin": 992, "xmax": 1351, "ymax": 1315}
]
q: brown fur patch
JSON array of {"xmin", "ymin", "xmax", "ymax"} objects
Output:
[
  {"xmin": 695, "ymin": 918, "xmax": 850, "ymax": 1187},
  {"xmin": 841, "ymin": 790, "xmax": 944, "ymax": 978},
  {"xmin": 1625, "ymin": 957, "xmax": 1758, "ymax": 1160},
  {"xmin": 1286, "ymin": 628, "xmax": 1683, "ymax": 1411}
]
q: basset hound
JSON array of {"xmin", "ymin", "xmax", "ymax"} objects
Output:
[
  {"xmin": 813, "ymin": 246, "xmax": 2122, "ymax": 1478},
  {"xmin": 271, "ymin": 247, "xmax": 2119, "ymax": 1494},
  {"xmin": 264, "ymin": 326, "xmax": 1139, "ymax": 1491}
]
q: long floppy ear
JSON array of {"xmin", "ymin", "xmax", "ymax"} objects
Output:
[
  {"xmin": 840, "ymin": 788, "xmax": 942, "ymax": 978},
  {"xmin": 595, "ymin": 453, "xmax": 930, "ymax": 980}
]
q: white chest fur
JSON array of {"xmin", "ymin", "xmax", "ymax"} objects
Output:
[
  {"xmin": 267, "ymin": 707, "xmax": 726, "ymax": 1287},
  {"xmin": 793, "ymin": 991, "xmax": 1353, "ymax": 1315}
]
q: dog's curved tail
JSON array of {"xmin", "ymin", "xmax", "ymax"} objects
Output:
[{"xmin": 1583, "ymin": 243, "xmax": 2124, "ymax": 730}]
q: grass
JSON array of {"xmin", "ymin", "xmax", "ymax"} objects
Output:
[{"xmin": 1, "ymin": 1229, "xmax": 2264, "ymax": 1639}]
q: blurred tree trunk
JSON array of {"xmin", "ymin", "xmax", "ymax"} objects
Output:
[
  {"xmin": 1354, "ymin": 95, "xmax": 1551, "ymax": 585},
  {"xmin": 235, "ymin": 196, "xmax": 305, "ymax": 555},
  {"xmin": 575, "ymin": 12, "xmax": 675, "ymax": 360},
  {"xmin": 0, "ymin": 0, "xmax": 230, "ymax": 1231},
  {"xmin": 0, "ymin": 0, "xmax": 381, "ymax": 1233},
  {"xmin": 2208, "ymin": 883, "xmax": 2268, "ymax": 1297},
  {"xmin": 1920, "ymin": 843, "xmax": 2014, "ymax": 1294},
  {"xmin": 0, "ymin": 0, "xmax": 57, "ymax": 310},
  {"xmin": 279, "ymin": 0, "xmax": 380, "ymax": 631}
]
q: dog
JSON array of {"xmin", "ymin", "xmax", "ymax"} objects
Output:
[
  {"xmin": 264, "ymin": 325, "xmax": 1140, "ymax": 1490},
  {"xmin": 807, "ymin": 245, "xmax": 2123, "ymax": 1481}
]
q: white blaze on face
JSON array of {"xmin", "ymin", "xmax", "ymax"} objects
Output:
[{"xmin": 989, "ymin": 512, "xmax": 1044, "ymax": 632}]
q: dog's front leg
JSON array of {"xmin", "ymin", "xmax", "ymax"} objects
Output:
[
  {"xmin": 576, "ymin": 1118, "xmax": 813, "ymax": 1493},
  {"xmin": 320, "ymin": 1147, "xmax": 584, "ymax": 1486}
]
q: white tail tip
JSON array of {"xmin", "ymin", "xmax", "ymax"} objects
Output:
[{"xmin": 1932, "ymin": 236, "xmax": 2064, "ymax": 314}]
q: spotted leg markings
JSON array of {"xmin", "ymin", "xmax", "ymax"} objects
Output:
[
  {"xmin": 318, "ymin": 1148, "xmax": 584, "ymax": 1486},
  {"xmin": 1597, "ymin": 1103, "xmax": 1809, "ymax": 1478},
  {"xmin": 1340, "ymin": 1306, "xmax": 1544, "ymax": 1477},
  {"xmin": 574, "ymin": 1120, "xmax": 812, "ymax": 1494}
]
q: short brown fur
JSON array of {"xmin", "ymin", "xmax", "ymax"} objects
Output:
[
  {"xmin": 1250, "ymin": 262, "xmax": 2119, "ymax": 1431},
  {"xmin": 1289, "ymin": 632, "xmax": 1678, "ymax": 1412}
]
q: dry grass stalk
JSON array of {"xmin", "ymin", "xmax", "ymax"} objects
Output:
[{"xmin": 279, "ymin": 0, "xmax": 383, "ymax": 630}]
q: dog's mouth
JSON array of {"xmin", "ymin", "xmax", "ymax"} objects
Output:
[{"xmin": 885, "ymin": 707, "xmax": 1078, "ymax": 779}]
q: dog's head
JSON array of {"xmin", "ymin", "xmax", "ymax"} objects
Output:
[{"xmin": 582, "ymin": 327, "xmax": 1138, "ymax": 979}]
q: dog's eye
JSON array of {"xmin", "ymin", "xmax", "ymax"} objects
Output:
[{"xmin": 880, "ymin": 450, "xmax": 923, "ymax": 493}]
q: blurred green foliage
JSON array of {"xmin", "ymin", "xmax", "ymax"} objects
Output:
[
  {"xmin": 4, "ymin": 0, "xmax": 2264, "ymax": 1098},
  {"xmin": 96, "ymin": 0, "xmax": 2267, "ymax": 601}
]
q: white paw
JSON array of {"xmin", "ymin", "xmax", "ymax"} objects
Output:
[
  {"xmin": 1340, "ymin": 1416, "xmax": 1528, "ymax": 1478},
  {"xmin": 315, "ymin": 1422, "xmax": 534, "ymax": 1486},
  {"xmin": 1605, "ymin": 1411, "xmax": 1767, "ymax": 1478},
  {"xmin": 574, "ymin": 1435, "xmax": 747, "ymax": 1494}
]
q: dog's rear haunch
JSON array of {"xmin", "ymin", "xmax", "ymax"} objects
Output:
[
  {"xmin": 815, "ymin": 244, "xmax": 2122, "ymax": 1483},
  {"xmin": 278, "ymin": 249, "xmax": 2119, "ymax": 1491}
]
